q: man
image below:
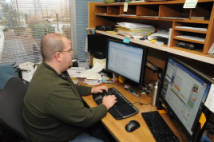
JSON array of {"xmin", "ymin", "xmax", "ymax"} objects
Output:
[{"xmin": 23, "ymin": 33, "xmax": 117, "ymax": 142}]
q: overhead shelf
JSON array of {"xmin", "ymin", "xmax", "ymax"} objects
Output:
[
  {"xmin": 96, "ymin": 30, "xmax": 214, "ymax": 65},
  {"xmin": 89, "ymin": 0, "xmax": 214, "ymax": 65}
]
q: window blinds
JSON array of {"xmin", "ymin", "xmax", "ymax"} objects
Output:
[{"xmin": 0, "ymin": 0, "xmax": 71, "ymax": 65}]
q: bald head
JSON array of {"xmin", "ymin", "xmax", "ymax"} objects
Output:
[{"xmin": 41, "ymin": 33, "xmax": 70, "ymax": 61}]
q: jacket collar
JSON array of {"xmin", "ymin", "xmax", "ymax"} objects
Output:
[{"xmin": 43, "ymin": 62, "xmax": 72, "ymax": 82}]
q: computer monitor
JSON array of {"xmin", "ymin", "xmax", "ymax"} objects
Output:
[
  {"xmin": 160, "ymin": 58, "xmax": 212, "ymax": 138},
  {"xmin": 88, "ymin": 34, "xmax": 108, "ymax": 59},
  {"xmin": 106, "ymin": 39, "xmax": 147, "ymax": 84}
]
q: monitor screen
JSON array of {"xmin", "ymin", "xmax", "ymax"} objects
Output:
[
  {"xmin": 160, "ymin": 58, "xmax": 211, "ymax": 136},
  {"xmin": 106, "ymin": 39, "xmax": 147, "ymax": 84}
]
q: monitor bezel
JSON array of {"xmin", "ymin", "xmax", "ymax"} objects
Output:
[
  {"xmin": 158, "ymin": 57, "xmax": 212, "ymax": 139},
  {"xmin": 106, "ymin": 38, "xmax": 148, "ymax": 85}
]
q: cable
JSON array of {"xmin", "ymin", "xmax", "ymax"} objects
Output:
[{"xmin": 133, "ymin": 102, "xmax": 150, "ymax": 106}]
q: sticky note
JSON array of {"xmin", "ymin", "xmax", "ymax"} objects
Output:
[
  {"xmin": 123, "ymin": 37, "xmax": 130, "ymax": 43},
  {"xmin": 158, "ymin": 110, "xmax": 167, "ymax": 114},
  {"xmin": 199, "ymin": 112, "xmax": 206, "ymax": 128}
]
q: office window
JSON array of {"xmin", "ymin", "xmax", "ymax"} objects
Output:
[
  {"xmin": 0, "ymin": 0, "xmax": 71, "ymax": 64},
  {"xmin": 71, "ymin": 0, "xmax": 103, "ymax": 61}
]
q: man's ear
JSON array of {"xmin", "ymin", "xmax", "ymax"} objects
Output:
[{"xmin": 55, "ymin": 52, "xmax": 63, "ymax": 63}]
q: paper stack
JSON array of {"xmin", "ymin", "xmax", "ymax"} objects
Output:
[{"xmin": 116, "ymin": 22, "xmax": 155, "ymax": 39}]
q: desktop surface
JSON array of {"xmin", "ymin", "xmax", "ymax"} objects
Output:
[{"xmin": 82, "ymin": 83, "xmax": 189, "ymax": 142}]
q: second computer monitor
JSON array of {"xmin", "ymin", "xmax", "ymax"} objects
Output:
[
  {"xmin": 160, "ymin": 58, "xmax": 212, "ymax": 138},
  {"xmin": 106, "ymin": 39, "xmax": 147, "ymax": 84}
]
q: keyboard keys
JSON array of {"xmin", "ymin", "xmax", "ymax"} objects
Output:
[
  {"xmin": 142, "ymin": 111, "xmax": 179, "ymax": 142},
  {"xmin": 92, "ymin": 87, "xmax": 138, "ymax": 120}
]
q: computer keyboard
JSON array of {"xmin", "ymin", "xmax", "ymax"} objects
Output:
[
  {"xmin": 92, "ymin": 87, "xmax": 138, "ymax": 120},
  {"xmin": 142, "ymin": 111, "xmax": 179, "ymax": 142}
]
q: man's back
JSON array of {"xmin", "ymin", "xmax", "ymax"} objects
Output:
[{"xmin": 23, "ymin": 63, "xmax": 107, "ymax": 142}]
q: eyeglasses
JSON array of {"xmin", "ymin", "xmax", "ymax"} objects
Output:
[{"xmin": 59, "ymin": 48, "xmax": 72, "ymax": 53}]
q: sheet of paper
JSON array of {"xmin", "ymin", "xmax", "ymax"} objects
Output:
[
  {"xmin": 18, "ymin": 61, "xmax": 35, "ymax": 71},
  {"xmin": 117, "ymin": 22, "xmax": 154, "ymax": 29},
  {"xmin": 176, "ymin": 35, "xmax": 205, "ymax": 42},
  {"xmin": 68, "ymin": 59, "xmax": 105, "ymax": 80},
  {"xmin": 89, "ymin": 62, "xmax": 104, "ymax": 73},
  {"xmin": 205, "ymin": 84, "xmax": 214, "ymax": 113},
  {"xmin": 123, "ymin": 2, "xmax": 128, "ymax": 12},
  {"xmin": 67, "ymin": 67, "xmax": 86, "ymax": 78},
  {"xmin": 84, "ymin": 79, "xmax": 101, "ymax": 85},
  {"xmin": 80, "ymin": 62, "xmax": 104, "ymax": 80},
  {"xmin": 82, "ymin": 72, "xmax": 102, "ymax": 80},
  {"xmin": 183, "ymin": 0, "xmax": 198, "ymax": 8},
  {"xmin": 22, "ymin": 66, "xmax": 37, "ymax": 82},
  {"xmin": 175, "ymin": 26, "xmax": 207, "ymax": 32},
  {"xmin": 208, "ymin": 43, "xmax": 214, "ymax": 55},
  {"xmin": 148, "ymin": 30, "xmax": 169, "ymax": 40}
]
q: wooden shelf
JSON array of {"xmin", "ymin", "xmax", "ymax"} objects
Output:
[
  {"xmin": 175, "ymin": 28, "xmax": 207, "ymax": 34},
  {"xmin": 96, "ymin": 0, "xmax": 214, "ymax": 6},
  {"xmin": 89, "ymin": 1, "xmax": 214, "ymax": 65},
  {"xmin": 176, "ymin": 19, "xmax": 209, "ymax": 24},
  {"xmin": 174, "ymin": 36, "xmax": 205, "ymax": 44},
  {"xmin": 96, "ymin": 14, "xmax": 210, "ymax": 24},
  {"xmin": 95, "ymin": 16, "xmax": 210, "ymax": 28},
  {"xmin": 96, "ymin": 30, "xmax": 214, "ymax": 65}
]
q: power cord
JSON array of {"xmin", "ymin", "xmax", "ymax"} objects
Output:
[{"xmin": 133, "ymin": 102, "xmax": 150, "ymax": 106}]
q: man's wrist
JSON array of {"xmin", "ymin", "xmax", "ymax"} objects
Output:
[
  {"xmin": 102, "ymin": 103, "xmax": 108, "ymax": 111},
  {"xmin": 91, "ymin": 87, "xmax": 95, "ymax": 94}
]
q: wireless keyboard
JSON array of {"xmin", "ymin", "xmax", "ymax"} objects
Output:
[
  {"xmin": 92, "ymin": 87, "xmax": 138, "ymax": 120},
  {"xmin": 142, "ymin": 111, "xmax": 179, "ymax": 142}
]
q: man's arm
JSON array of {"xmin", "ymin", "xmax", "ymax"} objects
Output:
[
  {"xmin": 75, "ymin": 84, "xmax": 92, "ymax": 96},
  {"xmin": 46, "ymin": 86, "xmax": 107, "ymax": 127},
  {"xmin": 74, "ymin": 84, "xmax": 108, "ymax": 96}
]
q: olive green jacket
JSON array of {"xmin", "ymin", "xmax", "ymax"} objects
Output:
[{"xmin": 23, "ymin": 63, "xmax": 107, "ymax": 142}]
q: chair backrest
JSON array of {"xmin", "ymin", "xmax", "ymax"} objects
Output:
[
  {"xmin": 0, "ymin": 77, "xmax": 29, "ymax": 141},
  {"xmin": 0, "ymin": 62, "xmax": 19, "ymax": 90}
]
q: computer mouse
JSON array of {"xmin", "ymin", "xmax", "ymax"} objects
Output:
[{"xmin": 125, "ymin": 120, "xmax": 140, "ymax": 132}]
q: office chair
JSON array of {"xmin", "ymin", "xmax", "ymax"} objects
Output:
[{"xmin": 0, "ymin": 77, "xmax": 29, "ymax": 142}]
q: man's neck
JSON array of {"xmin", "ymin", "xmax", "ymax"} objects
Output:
[{"xmin": 45, "ymin": 61, "xmax": 62, "ymax": 74}]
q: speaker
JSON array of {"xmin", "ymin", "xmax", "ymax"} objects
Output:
[{"xmin": 88, "ymin": 34, "xmax": 108, "ymax": 59}]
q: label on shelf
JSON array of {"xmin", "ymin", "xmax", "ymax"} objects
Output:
[
  {"xmin": 123, "ymin": 37, "xmax": 130, "ymax": 44},
  {"xmin": 183, "ymin": 0, "xmax": 198, "ymax": 8}
]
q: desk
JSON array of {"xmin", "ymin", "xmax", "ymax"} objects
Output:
[{"xmin": 82, "ymin": 83, "xmax": 189, "ymax": 142}]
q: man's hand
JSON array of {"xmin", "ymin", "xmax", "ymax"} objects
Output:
[
  {"xmin": 102, "ymin": 95, "xmax": 117, "ymax": 110},
  {"xmin": 91, "ymin": 85, "xmax": 108, "ymax": 94}
]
